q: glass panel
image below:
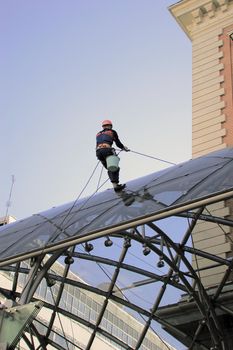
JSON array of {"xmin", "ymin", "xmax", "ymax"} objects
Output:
[{"xmin": 1, "ymin": 148, "xmax": 233, "ymax": 262}]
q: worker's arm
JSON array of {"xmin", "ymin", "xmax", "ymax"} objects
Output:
[{"xmin": 112, "ymin": 130, "xmax": 130, "ymax": 151}]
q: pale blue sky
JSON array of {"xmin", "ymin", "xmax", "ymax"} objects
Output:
[
  {"xmin": 0, "ymin": 1, "xmax": 192, "ymax": 348},
  {"xmin": 0, "ymin": 0, "xmax": 192, "ymax": 220}
]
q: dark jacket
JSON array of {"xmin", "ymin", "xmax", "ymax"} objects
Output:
[{"xmin": 96, "ymin": 128, "xmax": 125, "ymax": 149}]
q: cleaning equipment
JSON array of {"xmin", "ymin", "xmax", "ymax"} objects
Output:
[{"xmin": 106, "ymin": 155, "xmax": 120, "ymax": 172}]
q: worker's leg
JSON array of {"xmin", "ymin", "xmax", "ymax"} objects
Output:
[
  {"xmin": 96, "ymin": 149, "xmax": 108, "ymax": 169},
  {"xmin": 96, "ymin": 148, "xmax": 123, "ymax": 187},
  {"xmin": 96, "ymin": 148, "xmax": 116, "ymax": 171},
  {"xmin": 108, "ymin": 168, "xmax": 119, "ymax": 184}
]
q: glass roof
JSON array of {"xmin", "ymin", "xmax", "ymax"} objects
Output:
[{"xmin": 1, "ymin": 147, "xmax": 233, "ymax": 265}]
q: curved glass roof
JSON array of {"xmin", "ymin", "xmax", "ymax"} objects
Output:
[
  {"xmin": 1, "ymin": 148, "xmax": 233, "ymax": 350},
  {"xmin": 1, "ymin": 147, "xmax": 233, "ymax": 265}
]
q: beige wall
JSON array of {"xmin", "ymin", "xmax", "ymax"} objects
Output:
[{"xmin": 169, "ymin": 0, "xmax": 233, "ymax": 287}]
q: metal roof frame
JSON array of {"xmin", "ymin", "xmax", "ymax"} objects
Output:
[{"xmin": 1, "ymin": 148, "xmax": 233, "ymax": 349}]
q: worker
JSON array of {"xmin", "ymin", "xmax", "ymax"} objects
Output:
[{"xmin": 96, "ymin": 120, "xmax": 130, "ymax": 191}]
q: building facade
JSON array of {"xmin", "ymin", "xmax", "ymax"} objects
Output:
[{"xmin": 169, "ymin": 0, "xmax": 233, "ymax": 288}]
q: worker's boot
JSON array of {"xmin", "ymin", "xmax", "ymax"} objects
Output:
[{"xmin": 113, "ymin": 183, "xmax": 126, "ymax": 192}]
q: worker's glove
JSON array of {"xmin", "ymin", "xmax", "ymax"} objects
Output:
[{"xmin": 123, "ymin": 146, "xmax": 130, "ymax": 152}]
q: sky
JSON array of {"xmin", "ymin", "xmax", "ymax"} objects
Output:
[
  {"xmin": 0, "ymin": 1, "xmax": 192, "ymax": 348},
  {"xmin": 0, "ymin": 0, "xmax": 192, "ymax": 221}
]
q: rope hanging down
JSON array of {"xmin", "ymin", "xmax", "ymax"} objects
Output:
[
  {"xmin": 55, "ymin": 148, "xmax": 176, "ymax": 233},
  {"xmin": 68, "ymin": 147, "xmax": 176, "ymax": 222}
]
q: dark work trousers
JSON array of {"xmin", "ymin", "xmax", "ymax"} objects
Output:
[{"xmin": 96, "ymin": 148, "xmax": 119, "ymax": 183}]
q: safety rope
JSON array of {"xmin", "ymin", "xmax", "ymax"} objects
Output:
[
  {"xmin": 62, "ymin": 162, "xmax": 109, "ymax": 230},
  {"xmin": 188, "ymin": 206, "xmax": 233, "ymax": 287},
  {"xmin": 14, "ymin": 147, "xmax": 177, "ymax": 266},
  {"xmin": 53, "ymin": 147, "xmax": 176, "ymax": 237},
  {"xmin": 47, "ymin": 280, "xmax": 78, "ymax": 350},
  {"xmin": 49, "ymin": 160, "xmax": 105, "ymax": 236},
  {"xmin": 20, "ymin": 149, "xmax": 177, "ymax": 349},
  {"xmin": 205, "ymin": 207, "xmax": 233, "ymax": 244},
  {"xmin": 65, "ymin": 147, "xmax": 176, "ymax": 225},
  {"xmin": 25, "ymin": 160, "xmax": 106, "ymax": 281},
  {"xmin": 81, "ymin": 244, "xmax": 171, "ymax": 350},
  {"xmin": 96, "ymin": 164, "xmax": 104, "ymax": 191},
  {"xmin": 118, "ymin": 149, "xmax": 176, "ymax": 166}
]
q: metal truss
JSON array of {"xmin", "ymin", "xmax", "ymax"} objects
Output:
[{"xmin": 1, "ymin": 197, "xmax": 233, "ymax": 350}]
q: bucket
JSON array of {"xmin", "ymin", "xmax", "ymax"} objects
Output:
[{"xmin": 106, "ymin": 155, "xmax": 120, "ymax": 172}]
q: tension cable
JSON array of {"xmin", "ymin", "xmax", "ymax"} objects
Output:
[{"xmin": 117, "ymin": 148, "xmax": 176, "ymax": 166}]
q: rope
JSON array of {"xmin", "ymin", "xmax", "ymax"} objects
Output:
[
  {"xmin": 205, "ymin": 207, "xmax": 233, "ymax": 244},
  {"xmin": 47, "ymin": 281, "xmax": 75, "ymax": 350},
  {"xmin": 60, "ymin": 146, "xmax": 175, "ymax": 231},
  {"xmin": 81, "ymin": 243, "xmax": 171, "ymax": 350},
  {"xmin": 49, "ymin": 146, "xmax": 176, "ymax": 242},
  {"xmin": 96, "ymin": 165, "xmax": 104, "ymax": 191},
  {"xmin": 4, "ymin": 174, "xmax": 15, "ymax": 222},
  {"xmin": 49, "ymin": 161, "xmax": 104, "ymax": 236},
  {"xmin": 129, "ymin": 150, "xmax": 176, "ymax": 166},
  {"xmin": 20, "ymin": 149, "xmax": 177, "ymax": 348},
  {"xmin": 62, "ymin": 164, "xmax": 108, "ymax": 230}
]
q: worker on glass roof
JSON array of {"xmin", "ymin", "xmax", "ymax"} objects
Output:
[{"xmin": 96, "ymin": 120, "xmax": 130, "ymax": 192}]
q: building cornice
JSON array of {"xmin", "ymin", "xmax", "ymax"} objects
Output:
[{"xmin": 169, "ymin": 0, "xmax": 231, "ymax": 40}]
